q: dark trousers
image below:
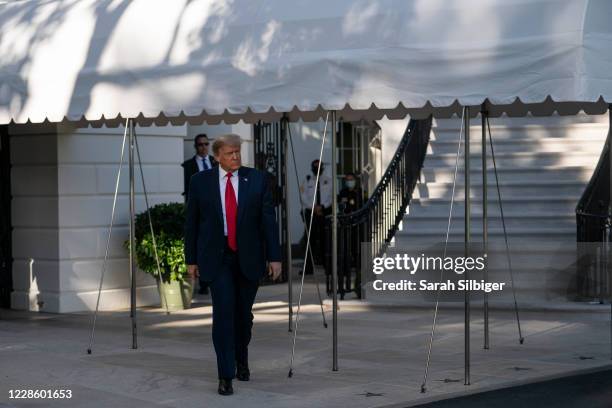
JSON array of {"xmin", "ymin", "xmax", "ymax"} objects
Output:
[
  {"xmin": 208, "ymin": 246, "xmax": 259, "ymax": 379},
  {"xmin": 338, "ymin": 224, "xmax": 359, "ymax": 298},
  {"xmin": 303, "ymin": 208, "xmax": 330, "ymax": 272},
  {"xmin": 198, "ymin": 277, "xmax": 209, "ymax": 292}
]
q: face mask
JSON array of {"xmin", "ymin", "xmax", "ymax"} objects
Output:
[{"xmin": 346, "ymin": 180, "xmax": 356, "ymax": 189}]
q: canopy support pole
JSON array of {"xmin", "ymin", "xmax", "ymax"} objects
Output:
[
  {"xmin": 129, "ymin": 120, "xmax": 138, "ymax": 350},
  {"xmin": 482, "ymin": 105, "xmax": 490, "ymax": 350},
  {"xmin": 282, "ymin": 117, "xmax": 294, "ymax": 332},
  {"xmin": 608, "ymin": 104, "xmax": 612, "ymax": 360},
  {"xmin": 332, "ymin": 110, "xmax": 339, "ymax": 372},
  {"xmin": 464, "ymin": 108, "xmax": 471, "ymax": 386}
]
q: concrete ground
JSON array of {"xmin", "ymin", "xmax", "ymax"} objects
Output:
[
  {"xmin": 1, "ymin": 275, "xmax": 612, "ymax": 408},
  {"xmin": 412, "ymin": 368, "xmax": 612, "ymax": 408}
]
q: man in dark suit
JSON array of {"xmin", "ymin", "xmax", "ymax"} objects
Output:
[
  {"xmin": 182, "ymin": 133, "xmax": 217, "ymax": 295},
  {"xmin": 182, "ymin": 133, "xmax": 217, "ymax": 202},
  {"xmin": 184, "ymin": 134, "xmax": 282, "ymax": 396}
]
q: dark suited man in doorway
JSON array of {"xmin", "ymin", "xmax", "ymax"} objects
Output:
[
  {"xmin": 184, "ymin": 134, "xmax": 282, "ymax": 396},
  {"xmin": 182, "ymin": 133, "xmax": 217, "ymax": 201},
  {"xmin": 182, "ymin": 133, "xmax": 217, "ymax": 294}
]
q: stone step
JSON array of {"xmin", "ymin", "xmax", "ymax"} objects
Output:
[
  {"xmin": 419, "ymin": 165, "xmax": 593, "ymax": 183},
  {"xmin": 430, "ymin": 126, "xmax": 608, "ymax": 142},
  {"xmin": 373, "ymin": 250, "xmax": 578, "ymax": 267},
  {"xmin": 409, "ymin": 196, "xmax": 578, "ymax": 214},
  {"xmin": 431, "ymin": 117, "xmax": 608, "ymax": 139},
  {"xmin": 394, "ymin": 116, "xmax": 608, "ymax": 299},
  {"xmin": 402, "ymin": 213, "xmax": 575, "ymax": 230},
  {"xmin": 413, "ymin": 180, "xmax": 585, "ymax": 200},
  {"xmin": 388, "ymin": 239, "xmax": 578, "ymax": 252},
  {"xmin": 364, "ymin": 286, "xmax": 582, "ymax": 304},
  {"xmin": 407, "ymin": 201, "xmax": 577, "ymax": 217},
  {"xmin": 427, "ymin": 136, "xmax": 606, "ymax": 155},
  {"xmin": 372, "ymin": 262, "xmax": 576, "ymax": 280},
  {"xmin": 392, "ymin": 117, "xmax": 606, "ymax": 303},
  {"xmin": 424, "ymin": 151, "xmax": 600, "ymax": 168},
  {"xmin": 395, "ymin": 226, "xmax": 575, "ymax": 241}
]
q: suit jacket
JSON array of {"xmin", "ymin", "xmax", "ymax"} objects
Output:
[
  {"xmin": 184, "ymin": 166, "xmax": 281, "ymax": 282},
  {"xmin": 181, "ymin": 155, "xmax": 217, "ymax": 201}
]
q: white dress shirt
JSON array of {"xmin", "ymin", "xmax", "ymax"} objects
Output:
[
  {"xmin": 219, "ymin": 166, "xmax": 239, "ymax": 236},
  {"xmin": 196, "ymin": 155, "xmax": 212, "ymax": 171},
  {"xmin": 300, "ymin": 173, "xmax": 332, "ymax": 208}
]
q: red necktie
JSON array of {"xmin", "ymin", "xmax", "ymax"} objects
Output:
[{"xmin": 225, "ymin": 172, "xmax": 238, "ymax": 251}]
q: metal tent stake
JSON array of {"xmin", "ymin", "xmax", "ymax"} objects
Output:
[
  {"xmin": 288, "ymin": 112, "xmax": 330, "ymax": 378},
  {"xmin": 87, "ymin": 119, "xmax": 129, "ymax": 355},
  {"xmin": 134, "ymin": 129, "xmax": 170, "ymax": 317},
  {"xmin": 420, "ymin": 108, "xmax": 465, "ymax": 393},
  {"xmin": 486, "ymin": 116, "xmax": 524, "ymax": 345},
  {"xmin": 285, "ymin": 116, "xmax": 328, "ymax": 329}
]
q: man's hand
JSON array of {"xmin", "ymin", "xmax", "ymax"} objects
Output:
[
  {"xmin": 268, "ymin": 262, "xmax": 282, "ymax": 281},
  {"xmin": 187, "ymin": 264, "xmax": 199, "ymax": 282}
]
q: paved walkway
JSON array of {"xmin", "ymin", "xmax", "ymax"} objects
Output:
[
  {"xmin": 1, "ymin": 278, "xmax": 611, "ymax": 408},
  {"xmin": 412, "ymin": 368, "xmax": 612, "ymax": 408}
]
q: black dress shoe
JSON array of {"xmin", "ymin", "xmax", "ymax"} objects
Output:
[
  {"xmin": 218, "ymin": 378, "xmax": 233, "ymax": 395},
  {"xmin": 236, "ymin": 364, "xmax": 250, "ymax": 381}
]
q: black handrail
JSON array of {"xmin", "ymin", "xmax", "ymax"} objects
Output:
[
  {"xmin": 576, "ymin": 128, "xmax": 611, "ymax": 224},
  {"xmin": 325, "ymin": 117, "xmax": 433, "ymax": 299},
  {"xmin": 575, "ymin": 112, "xmax": 611, "ymax": 301}
]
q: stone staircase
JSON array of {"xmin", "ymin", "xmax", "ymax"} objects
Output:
[{"xmin": 386, "ymin": 114, "xmax": 609, "ymax": 304}]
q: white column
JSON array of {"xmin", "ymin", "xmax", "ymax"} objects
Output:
[{"xmin": 10, "ymin": 122, "xmax": 185, "ymax": 313}]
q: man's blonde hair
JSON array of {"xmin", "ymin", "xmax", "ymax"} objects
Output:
[{"xmin": 212, "ymin": 133, "xmax": 242, "ymax": 156}]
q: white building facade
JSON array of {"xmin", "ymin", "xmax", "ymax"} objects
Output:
[{"xmin": 4, "ymin": 112, "xmax": 606, "ymax": 313}]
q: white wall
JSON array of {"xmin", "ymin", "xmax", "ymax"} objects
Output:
[
  {"xmin": 9, "ymin": 113, "xmax": 608, "ymax": 313},
  {"xmin": 10, "ymin": 122, "xmax": 185, "ymax": 313},
  {"xmin": 376, "ymin": 117, "xmax": 411, "ymax": 171}
]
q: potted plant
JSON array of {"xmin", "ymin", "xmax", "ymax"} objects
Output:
[{"xmin": 125, "ymin": 202, "xmax": 193, "ymax": 311}]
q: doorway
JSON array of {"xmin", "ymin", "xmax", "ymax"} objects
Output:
[
  {"xmin": 0, "ymin": 125, "xmax": 12, "ymax": 308},
  {"xmin": 337, "ymin": 120, "xmax": 382, "ymax": 198}
]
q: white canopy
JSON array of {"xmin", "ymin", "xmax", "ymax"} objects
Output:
[{"xmin": 1, "ymin": 0, "xmax": 612, "ymax": 126}]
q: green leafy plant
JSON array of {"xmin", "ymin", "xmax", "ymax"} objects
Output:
[{"xmin": 124, "ymin": 202, "xmax": 187, "ymax": 284}]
